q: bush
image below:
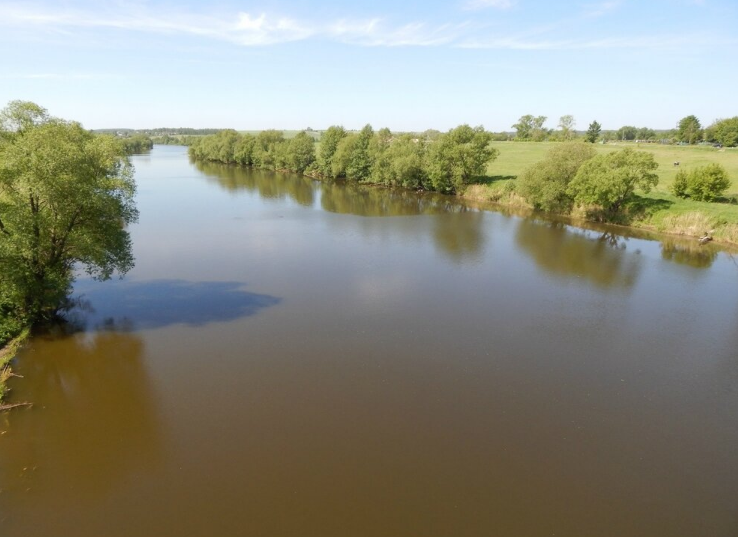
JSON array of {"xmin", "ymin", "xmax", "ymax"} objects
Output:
[
  {"xmin": 517, "ymin": 142, "xmax": 596, "ymax": 213},
  {"xmin": 672, "ymin": 164, "xmax": 731, "ymax": 202},
  {"xmin": 672, "ymin": 169, "xmax": 689, "ymax": 198},
  {"xmin": 567, "ymin": 148, "xmax": 658, "ymax": 216},
  {"xmin": 688, "ymin": 164, "xmax": 731, "ymax": 202}
]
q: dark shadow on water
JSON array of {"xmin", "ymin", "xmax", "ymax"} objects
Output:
[{"xmin": 66, "ymin": 279, "xmax": 280, "ymax": 332}]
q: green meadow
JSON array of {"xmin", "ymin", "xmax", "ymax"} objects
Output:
[{"xmin": 468, "ymin": 141, "xmax": 738, "ymax": 244}]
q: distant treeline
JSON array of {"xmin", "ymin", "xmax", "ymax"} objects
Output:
[
  {"xmin": 150, "ymin": 134, "xmax": 199, "ymax": 146},
  {"xmin": 94, "ymin": 128, "xmax": 223, "ymax": 136},
  {"xmin": 120, "ymin": 134, "xmax": 153, "ymax": 154},
  {"xmin": 510, "ymin": 114, "xmax": 738, "ymax": 146},
  {"xmin": 188, "ymin": 125, "xmax": 499, "ymax": 194}
]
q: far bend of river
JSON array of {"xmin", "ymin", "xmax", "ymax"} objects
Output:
[{"xmin": 2, "ymin": 145, "xmax": 738, "ymax": 536}]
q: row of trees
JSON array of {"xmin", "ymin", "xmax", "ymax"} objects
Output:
[
  {"xmin": 189, "ymin": 125, "xmax": 500, "ymax": 194},
  {"xmin": 510, "ymin": 114, "xmax": 738, "ymax": 146},
  {"xmin": 120, "ymin": 134, "xmax": 154, "ymax": 154},
  {"xmin": 0, "ymin": 101, "xmax": 137, "ymax": 345}
]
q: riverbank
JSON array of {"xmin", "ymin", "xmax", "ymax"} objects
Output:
[
  {"xmin": 0, "ymin": 328, "xmax": 30, "ymax": 409},
  {"xmin": 460, "ymin": 141, "xmax": 738, "ymax": 246},
  {"xmin": 462, "ymin": 180, "xmax": 738, "ymax": 246}
]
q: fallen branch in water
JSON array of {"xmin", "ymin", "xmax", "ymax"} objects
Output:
[{"xmin": 0, "ymin": 402, "xmax": 32, "ymax": 411}]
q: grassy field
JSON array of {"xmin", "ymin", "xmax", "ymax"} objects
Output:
[{"xmin": 468, "ymin": 141, "xmax": 738, "ymax": 244}]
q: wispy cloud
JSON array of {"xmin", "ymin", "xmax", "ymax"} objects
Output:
[
  {"xmin": 463, "ymin": 0, "xmax": 516, "ymax": 10},
  {"xmin": 0, "ymin": 2, "xmax": 733, "ymax": 52},
  {"xmin": 0, "ymin": 3, "xmax": 470, "ymax": 48},
  {"xmin": 583, "ymin": 1, "xmax": 623, "ymax": 18},
  {"xmin": 0, "ymin": 3, "xmax": 314, "ymax": 46},
  {"xmin": 329, "ymin": 19, "xmax": 469, "ymax": 46}
]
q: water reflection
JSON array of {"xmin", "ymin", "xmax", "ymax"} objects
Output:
[
  {"xmin": 661, "ymin": 238, "xmax": 718, "ymax": 269},
  {"xmin": 69, "ymin": 279, "xmax": 280, "ymax": 331},
  {"xmin": 433, "ymin": 211, "xmax": 486, "ymax": 263},
  {"xmin": 515, "ymin": 219, "xmax": 641, "ymax": 289},
  {"xmin": 0, "ymin": 328, "xmax": 161, "ymax": 502},
  {"xmin": 319, "ymin": 181, "xmax": 467, "ymax": 217},
  {"xmin": 194, "ymin": 160, "xmax": 315, "ymax": 207}
]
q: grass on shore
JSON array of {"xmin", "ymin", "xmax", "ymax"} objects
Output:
[
  {"xmin": 0, "ymin": 328, "xmax": 30, "ymax": 405},
  {"xmin": 467, "ymin": 141, "xmax": 738, "ymax": 244}
]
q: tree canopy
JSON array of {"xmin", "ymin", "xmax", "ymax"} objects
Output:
[
  {"xmin": 567, "ymin": 148, "xmax": 658, "ymax": 215},
  {"xmin": 705, "ymin": 117, "xmax": 738, "ymax": 147},
  {"xmin": 0, "ymin": 101, "xmax": 137, "ymax": 323},
  {"xmin": 677, "ymin": 115, "xmax": 702, "ymax": 144},
  {"xmin": 517, "ymin": 142, "xmax": 596, "ymax": 213},
  {"xmin": 585, "ymin": 121, "xmax": 601, "ymax": 143}
]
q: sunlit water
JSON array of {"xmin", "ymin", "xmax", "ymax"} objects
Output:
[{"xmin": 1, "ymin": 146, "xmax": 737, "ymax": 536}]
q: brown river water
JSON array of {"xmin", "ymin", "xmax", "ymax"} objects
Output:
[{"xmin": 1, "ymin": 145, "xmax": 737, "ymax": 536}]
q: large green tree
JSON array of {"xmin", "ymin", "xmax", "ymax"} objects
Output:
[
  {"xmin": 512, "ymin": 115, "xmax": 548, "ymax": 141},
  {"xmin": 557, "ymin": 115, "xmax": 576, "ymax": 141},
  {"xmin": 567, "ymin": 148, "xmax": 658, "ymax": 215},
  {"xmin": 426, "ymin": 125, "xmax": 497, "ymax": 193},
  {"xmin": 585, "ymin": 121, "xmax": 601, "ymax": 143},
  {"xmin": 0, "ymin": 101, "xmax": 138, "ymax": 321},
  {"xmin": 706, "ymin": 117, "xmax": 738, "ymax": 147},
  {"xmin": 677, "ymin": 115, "xmax": 702, "ymax": 144},
  {"xmin": 318, "ymin": 126, "xmax": 347, "ymax": 176},
  {"xmin": 517, "ymin": 142, "xmax": 596, "ymax": 213},
  {"xmin": 617, "ymin": 126, "xmax": 637, "ymax": 141}
]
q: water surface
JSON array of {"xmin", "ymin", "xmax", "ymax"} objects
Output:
[{"xmin": 2, "ymin": 146, "xmax": 737, "ymax": 536}]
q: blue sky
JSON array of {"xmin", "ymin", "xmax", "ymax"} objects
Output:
[{"xmin": 1, "ymin": 0, "xmax": 736, "ymax": 131}]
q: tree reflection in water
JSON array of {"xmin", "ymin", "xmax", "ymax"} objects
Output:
[
  {"xmin": 0, "ymin": 326, "xmax": 162, "ymax": 503},
  {"xmin": 515, "ymin": 219, "xmax": 642, "ymax": 289}
]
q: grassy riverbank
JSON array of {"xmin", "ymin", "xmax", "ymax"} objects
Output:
[
  {"xmin": 465, "ymin": 142, "xmax": 738, "ymax": 244},
  {"xmin": 0, "ymin": 328, "xmax": 30, "ymax": 406}
]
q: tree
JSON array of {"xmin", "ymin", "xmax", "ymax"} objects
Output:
[
  {"xmin": 567, "ymin": 148, "xmax": 658, "ymax": 215},
  {"xmin": 636, "ymin": 127, "xmax": 656, "ymax": 140},
  {"xmin": 517, "ymin": 142, "xmax": 596, "ymax": 213},
  {"xmin": 558, "ymin": 115, "xmax": 576, "ymax": 140},
  {"xmin": 707, "ymin": 117, "xmax": 738, "ymax": 147},
  {"xmin": 0, "ymin": 101, "xmax": 138, "ymax": 321},
  {"xmin": 252, "ymin": 130, "xmax": 286, "ymax": 169},
  {"xmin": 677, "ymin": 115, "xmax": 702, "ymax": 144},
  {"xmin": 426, "ymin": 125, "xmax": 497, "ymax": 193},
  {"xmin": 512, "ymin": 115, "xmax": 548, "ymax": 141},
  {"xmin": 346, "ymin": 124, "xmax": 375, "ymax": 181},
  {"xmin": 585, "ymin": 121, "xmax": 601, "ymax": 143},
  {"xmin": 370, "ymin": 134, "xmax": 427, "ymax": 189},
  {"xmin": 286, "ymin": 131, "xmax": 316, "ymax": 173},
  {"xmin": 318, "ymin": 126, "xmax": 347, "ymax": 176},
  {"xmin": 616, "ymin": 126, "xmax": 637, "ymax": 141}
]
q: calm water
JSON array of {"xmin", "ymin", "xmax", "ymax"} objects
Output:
[{"xmin": 2, "ymin": 146, "xmax": 737, "ymax": 536}]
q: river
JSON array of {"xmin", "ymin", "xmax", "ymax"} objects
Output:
[{"xmin": 1, "ymin": 145, "xmax": 737, "ymax": 536}]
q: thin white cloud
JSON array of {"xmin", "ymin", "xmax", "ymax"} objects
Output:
[
  {"xmin": 329, "ymin": 19, "xmax": 469, "ymax": 46},
  {"xmin": 0, "ymin": 4, "xmax": 467, "ymax": 48},
  {"xmin": 583, "ymin": 1, "xmax": 623, "ymax": 18},
  {"xmin": 464, "ymin": 0, "xmax": 515, "ymax": 10},
  {"xmin": 0, "ymin": 2, "xmax": 733, "ymax": 52},
  {"xmin": 0, "ymin": 4, "xmax": 315, "ymax": 46}
]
